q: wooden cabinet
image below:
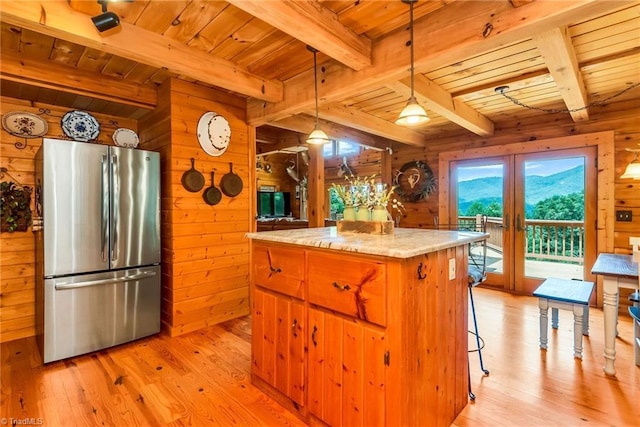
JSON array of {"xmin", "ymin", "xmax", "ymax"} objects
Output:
[
  {"xmin": 251, "ymin": 288, "xmax": 305, "ymax": 406},
  {"xmin": 250, "ymin": 240, "xmax": 470, "ymax": 426},
  {"xmin": 308, "ymin": 307, "xmax": 386, "ymax": 427}
]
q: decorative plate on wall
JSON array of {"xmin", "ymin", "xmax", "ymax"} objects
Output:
[
  {"xmin": 393, "ymin": 160, "xmax": 437, "ymax": 202},
  {"xmin": 1, "ymin": 111, "xmax": 48, "ymax": 138},
  {"xmin": 61, "ymin": 110, "xmax": 100, "ymax": 142},
  {"xmin": 197, "ymin": 111, "xmax": 231, "ymax": 156},
  {"xmin": 112, "ymin": 128, "xmax": 139, "ymax": 148}
]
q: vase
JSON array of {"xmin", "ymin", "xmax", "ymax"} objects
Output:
[
  {"xmin": 371, "ymin": 206, "xmax": 389, "ymax": 222},
  {"xmin": 356, "ymin": 206, "xmax": 370, "ymax": 221},
  {"xmin": 343, "ymin": 205, "xmax": 356, "ymax": 221}
]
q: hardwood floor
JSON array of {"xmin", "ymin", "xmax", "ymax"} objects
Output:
[{"xmin": 1, "ymin": 287, "xmax": 638, "ymax": 426}]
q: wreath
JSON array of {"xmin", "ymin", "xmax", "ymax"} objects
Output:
[{"xmin": 393, "ymin": 160, "xmax": 437, "ymax": 202}]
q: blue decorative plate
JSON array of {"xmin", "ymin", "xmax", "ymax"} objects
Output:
[{"xmin": 61, "ymin": 110, "xmax": 100, "ymax": 142}]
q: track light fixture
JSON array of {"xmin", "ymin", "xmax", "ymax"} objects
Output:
[
  {"xmin": 396, "ymin": 0, "xmax": 429, "ymax": 126},
  {"xmin": 306, "ymin": 46, "xmax": 331, "ymax": 145},
  {"xmin": 92, "ymin": 0, "xmax": 121, "ymax": 33}
]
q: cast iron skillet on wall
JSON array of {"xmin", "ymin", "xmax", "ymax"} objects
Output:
[
  {"xmin": 203, "ymin": 171, "xmax": 222, "ymax": 205},
  {"xmin": 220, "ymin": 162, "xmax": 243, "ymax": 197},
  {"xmin": 181, "ymin": 158, "xmax": 205, "ymax": 192}
]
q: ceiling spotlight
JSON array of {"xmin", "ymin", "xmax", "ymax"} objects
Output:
[{"xmin": 92, "ymin": 0, "xmax": 120, "ymax": 33}]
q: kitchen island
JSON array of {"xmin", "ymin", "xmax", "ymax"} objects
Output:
[{"xmin": 246, "ymin": 227, "xmax": 487, "ymax": 427}]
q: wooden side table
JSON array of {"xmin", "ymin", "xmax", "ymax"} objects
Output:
[
  {"xmin": 591, "ymin": 253, "xmax": 639, "ymax": 376},
  {"xmin": 533, "ymin": 278, "xmax": 595, "ymax": 359}
]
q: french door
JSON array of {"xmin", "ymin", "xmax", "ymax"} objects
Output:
[{"xmin": 450, "ymin": 147, "xmax": 596, "ymax": 294}]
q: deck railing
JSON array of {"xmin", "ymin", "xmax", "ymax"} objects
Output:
[{"xmin": 460, "ymin": 216, "xmax": 585, "ymax": 265}]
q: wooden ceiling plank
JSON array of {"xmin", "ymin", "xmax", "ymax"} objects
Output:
[
  {"xmin": 161, "ymin": 0, "xmax": 228, "ymax": 43},
  {"xmin": 247, "ymin": 0, "xmax": 634, "ymax": 125},
  {"xmin": 0, "ymin": 0, "xmax": 282, "ymax": 102},
  {"xmin": 20, "ymin": 28, "xmax": 54, "ymax": 60},
  {"xmin": 133, "ymin": 0, "xmax": 190, "ymax": 33},
  {"xmin": 388, "ymin": 76, "xmax": 495, "ymax": 136},
  {"xmin": 533, "ymin": 26, "xmax": 589, "ymax": 121},
  {"xmin": 226, "ymin": 0, "xmax": 372, "ymax": 70},
  {"xmin": 76, "ymin": 47, "xmax": 113, "ymax": 73},
  {"xmin": 318, "ymin": 104, "xmax": 426, "ymax": 146},
  {"xmin": 0, "ymin": 49, "xmax": 157, "ymax": 109}
]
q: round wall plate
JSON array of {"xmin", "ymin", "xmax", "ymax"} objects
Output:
[
  {"xmin": 112, "ymin": 128, "xmax": 140, "ymax": 148},
  {"xmin": 61, "ymin": 110, "xmax": 100, "ymax": 142},
  {"xmin": 197, "ymin": 111, "xmax": 231, "ymax": 156},
  {"xmin": 2, "ymin": 111, "xmax": 48, "ymax": 138}
]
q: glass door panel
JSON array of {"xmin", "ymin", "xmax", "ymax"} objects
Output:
[
  {"xmin": 452, "ymin": 157, "xmax": 511, "ymax": 290},
  {"xmin": 514, "ymin": 148, "xmax": 596, "ymax": 294}
]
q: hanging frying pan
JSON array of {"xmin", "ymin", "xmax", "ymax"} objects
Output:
[
  {"xmin": 181, "ymin": 158, "xmax": 205, "ymax": 192},
  {"xmin": 220, "ymin": 162, "xmax": 243, "ymax": 197},
  {"xmin": 203, "ymin": 171, "xmax": 222, "ymax": 205}
]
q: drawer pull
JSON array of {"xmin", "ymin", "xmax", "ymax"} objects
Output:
[
  {"xmin": 311, "ymin": 325, "xmax": 318, "ymax": 347},
  {"xmin": 417, "ymin": 262, "xmax": 427, "ymax": 280},
  {"xmin": 269, "ymin": 266, "xmax": 282, "ymax": 274},
  {"xmin": 332, "ymin": 282, "xmax": 351, "ymax": 291}
]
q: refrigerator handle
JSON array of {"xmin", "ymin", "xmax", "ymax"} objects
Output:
[
  {"xmin": 101, "ymin": 153, "xmax": 108, "ymax": 262},
  {"xmin": 111, "ymin": 154, "xmax": 118, "ymax": 262},
  {"xmin": 54, "ymin": 270, "xmax": 158, "ymax": 290}
]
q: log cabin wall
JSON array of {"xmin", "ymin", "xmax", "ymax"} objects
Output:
[
  {"xmin": 0, "ymin": 97, "xmax": 137, "ymax": 343},
  {"xmin": 392, "ymin": 99, "xmax": 640, "ymax": 255},
  {"xmin": 140, "ymin": 78, "xmax": 251, "ymax": 337}
]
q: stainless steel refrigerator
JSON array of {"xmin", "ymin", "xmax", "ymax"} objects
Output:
[{"xmin": 35, "ymin": 138, "xmax": 161, "ymax": 363}]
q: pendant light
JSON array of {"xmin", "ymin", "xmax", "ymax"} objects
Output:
[
  {"xmin": 307, "ymin": 46, "xmax": 331, "ymax": 145},
  {"xmin": 621, "ymin": 147, "xmax": 640, "ymax": 179},
  {"xmin": 396, "ymin": 0, "xmax": 429, "ymax": 126}
]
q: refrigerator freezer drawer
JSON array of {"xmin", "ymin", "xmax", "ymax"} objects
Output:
[{"xmin": 41, "ymin": 266, "xmax": 161, "ymax": 363}]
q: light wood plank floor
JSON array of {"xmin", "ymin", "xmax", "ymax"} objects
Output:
[{"xmin": 2, "ymin": 288, "xmax": 639, "ymax": 426}]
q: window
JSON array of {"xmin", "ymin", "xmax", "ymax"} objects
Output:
[{"xmin": 322, "ymin": 140, "xmax": 362, "ymax": 158}]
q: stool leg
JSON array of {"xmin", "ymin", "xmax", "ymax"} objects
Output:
[
  {"xmin": 539, "ymin": 298, "xmax": 549, "ymax": 350},
  {"xmin": 551, "ymin": 307, "xmax": 559, "ymax": 329},
  {"xmin": 469, "ymin": 284, "xmax": 489, "ymax": 375},
  {"xmin": 583, "ymin": 306, "xmax": 589, "ymax": 336},
  {"xmin": 573, "ymin": 304, "xmax": 584, "ymax": 359},
  {"xmin": 468, "ymin": 357, "xmax": 475, "ymax": 401}
]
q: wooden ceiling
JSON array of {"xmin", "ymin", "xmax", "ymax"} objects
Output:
[{"xmin": 1, "ymin": 0, "xmax": 639, "ymax": 150}]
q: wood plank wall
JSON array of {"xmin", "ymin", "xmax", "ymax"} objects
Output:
[
  {"xmin": 256, "ymin": 153, "xmax": 300, "ymax": 217},
  {"xmin": 0, "ymin": 97, "xmax": 137, "ymax": 343},
  {"xmin": 392, "ymin": 99, "xmax": 640, "ymax": 254},
  {"xmin": 140, "ymin": 78, "xmax": 251, "ymax": 337}
]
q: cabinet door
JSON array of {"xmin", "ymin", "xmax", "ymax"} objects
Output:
[
  {"xmin": 308, "ymin": 308, "xmax": 387, "ymax": 426},
  {"xmin": 252, "ymin": 289, "xmax": 305, "ymax": 406}
]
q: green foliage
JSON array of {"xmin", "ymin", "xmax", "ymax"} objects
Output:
[
  {"xmin": 463, "ymin": 199, "xmax": 503, "ymax": 217},
  {"xmin": 530, "ymin": 190, "xmax": 584, "ymax": 220},
  {"xmin": 1, "ymin": 181, "xmax": 32, "ymax": 232},
  {"xmin": 329, "ymin": 187, "xmax": 344, "ymax": 214}
]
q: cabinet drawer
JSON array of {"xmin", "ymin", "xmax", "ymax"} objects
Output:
[
  {"xmin": 308, "ymin": 253, "xmax": 386, "ymax": 327},
  {"xmin": 253, "ymin": 244, "xmax": 305, "ymax": 299}
]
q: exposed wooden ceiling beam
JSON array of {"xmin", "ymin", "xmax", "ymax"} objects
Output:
[
  {"xmin": 0, "ymin": 49, "xmax": 156, "ymax": 109},
  {"xmin": 226, "ymin": 0, "xmax": 372, "ymax": 71},
  {"xmin": 388, "ymin": 77, "xmax": 495, "ymax": 136},
  {"xmin": 317, "ymin": 104, "xmax": 426, "ymax": 146},
  {"xmin": 0, "ymin": 0, "xmax": 282, "ymax": 102},
  {"xmin": 247, "ymin": 0, "xmax": 634, "ymax": 125},
  {"xmin": 532, "ymin": 26, "xmax": 589, "ymax": 121},
  {"xmin": 271, "ymin": 115, "xmax": 390, "ymax": 151}
]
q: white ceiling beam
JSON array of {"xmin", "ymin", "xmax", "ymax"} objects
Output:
[
  {"xmin": 387, "ymin": 77, "xmax": 495, "ymax": 136},
  {"xmin": 532, "ymin": 26, "xmax": 589, "ymax": 121},
  {"xmin": 226, "ymin": 0, "xmax": 371, "ymax": 71},
  {"xmin": 0, "ymin": 0, "xmax": 282, "ymax": 102},
  {"xmin": 247, "ymin": 0, "xmax": 634, "ymax": 125}
]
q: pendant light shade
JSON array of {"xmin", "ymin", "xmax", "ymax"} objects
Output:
[
  {"xmin": 621, "ymin": 149, "xmax": 640, "ymax": 179},
  {"xmin": 307, "ymin": 46, "xmax": 331, "ymax": 145},
  {"xmin": 396, "ymin": 0, "xmax": 429, "ymax": 127}
]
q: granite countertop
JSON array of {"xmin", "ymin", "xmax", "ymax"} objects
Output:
[{"xmin": 245, "ymin": 226, "xmax": 488, "ymax": 259}]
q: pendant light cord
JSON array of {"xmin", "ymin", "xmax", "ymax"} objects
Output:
[
  {"xmin": 409, "ymin": 1, "xmax": 415, "ymax": 99},
  {"xmin": 313, "ymin": 50, "xmax": 320, "ymax": 126}
]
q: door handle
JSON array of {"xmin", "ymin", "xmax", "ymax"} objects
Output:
[
  {"xmin": 101, "ymin": 154, "xmax": 108, "ymax": 262},
  {"xmin": 504, "ymin": 213, "xmax": 510, "ymax": 231},
  {"xmin": 55, "ymin": 270, "xmax": 157, "ymax": 290},
  {"xmin": 516, "ymin": 214, "xmax": 523, "ymax": 232},
  {"xmin": 111, "ymin": 154, "xmax": 118, "ymax": 262}
]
